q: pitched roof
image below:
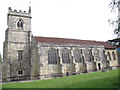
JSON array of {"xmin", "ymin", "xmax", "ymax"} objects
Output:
[
  {"xmin": 34, "ymin": 36, "xmax": 116, "ymax": 49},
  {"xmin": 97, "ymin": 41, "xmax": 116, "ymax": 49}
]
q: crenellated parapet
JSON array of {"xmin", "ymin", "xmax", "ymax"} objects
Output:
[{"xmin": 8, "ymin": 7, "xmax": 31, "ymax": 17}]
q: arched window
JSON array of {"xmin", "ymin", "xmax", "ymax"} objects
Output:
[
  {"xmin": 62, "ymin": 48, "xmax": 70, "ymax": 63},
  {"xmin": 112, "ymin": 52, "xmax": 116, "ymax": 60},
  {"xmin": 107, "ymin": 52, "xmax": 111, "ymax": 61},
  {"xmin": 18, "ymin": 70, "xmax": 23, "ymax": 75},
  {"xmin": 48, "ymin": 48, "xmax": 58, "ymax": 64},
  {"xmin": 17, "ymin": 19, "xmax": 24, "ymax": 29},
  {"xmin": 73, "ymin": 48, "xmax": 84, "ymax": 63},
  {"xmin": 93, "ymin": 48, "xmax": 100, "ymax": 61},
  {"xmin": 84, "ymin": 49, "xmax": 91, "ymax": 62}
]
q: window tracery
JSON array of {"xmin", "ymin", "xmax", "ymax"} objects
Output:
[
  {"xmin": 62, "ymin": 48, "xmax": 70, "ymax": 63},
  {"xmin": 48, "ymin": 48, "xmax": 58, "ymax": 64}
]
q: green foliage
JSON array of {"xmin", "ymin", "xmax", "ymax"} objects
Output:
[
  {"xmin": 109, "ymin": 0, "xmax": 120, "ymax": 35},
  {"xmin": 109, "ymin": 0, "xmax": 119, "ymax": 12},
  {"xmin": 2, "ymin": 69, "xmax": 119, "ymax": 88},
  {"xmin": 108, "ymin": 38, "xmax": 120, "ymax": 47}
]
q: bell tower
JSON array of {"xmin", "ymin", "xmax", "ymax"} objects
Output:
[
  {"xmin": 2, "ymin": 7, "xmax": 32, "ymax": 82},
  {"xmin": 7, "ymin": 7, "xmax": 31, "ymax": 31}
]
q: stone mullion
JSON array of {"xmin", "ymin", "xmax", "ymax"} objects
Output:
[
  {"xmin": 70, "ymin": 47, "xmax": 76, "ymax": 74},
  {"xmin": 81, "ymin": 49, "xmax": 85, "ymax": 63},
  {"xmin": 57, "ymin": 49, "xmax": 62, "ymax": 65},
  {"xmin": 70, "ymin": 48, "xmax": 75, "ymax": 64},
  {"xmin": 57, "ymin": 49, "xmax": 63, "ymax": 74}
]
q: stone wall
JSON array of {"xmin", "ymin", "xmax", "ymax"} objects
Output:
[
  {"xmin": 37, "ymin": 43, "xmax": 107, "ymax": 79},
  {"xmin": 30, "ymin": 37, "xmax": 40, "ymax": 80},
  {"xmin": 105, "ymin": 49, "xmax": 119, "ymax": 67},
  {"xmin": 2, "ymin": 7, "xmax": 32, "ymax": 82}
]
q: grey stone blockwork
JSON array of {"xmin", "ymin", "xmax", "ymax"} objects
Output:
[
  {"xmin": 2, "ymin": 7, "xmax": 32, "ymax": 82},
  {"xmin": 2, "ymin": 7, "xmax": 119, "ymax": 82},
  {"xmin": 37, "ymin": 43, "xmax": 105, "ymax": 79}
]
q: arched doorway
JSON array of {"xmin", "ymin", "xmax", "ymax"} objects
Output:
[{"xmin": 98, "ymin": 63, "xmax": 101, "ymax": 70}]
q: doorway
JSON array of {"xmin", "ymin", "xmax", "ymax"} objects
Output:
[
  {"xmin": 66, "ymin": 72, "xmax": 70, "ymax": 76},
  {"xmin": 98, "ymin": 63, "xmax": 101, "ymax": 70}
]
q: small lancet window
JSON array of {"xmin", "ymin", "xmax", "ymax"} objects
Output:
[
  {"xmin": 17, "ymin": 19, "xmax": 24, "ymax": 29},
  {"xmin": 112, "ymin": 52, "xmax": 116, "ymax": 60},
  {"xmin": 107, "ymin": 52, "xmax": 111, "ymax": 61},
  {"xmin": 18, "ymin": 50, "xmax": 23, "ymax": 60}
]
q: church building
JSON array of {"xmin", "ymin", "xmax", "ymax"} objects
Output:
[{"xmin": 2, "ymin": 7, "xmax": 120, "ymax": 82}]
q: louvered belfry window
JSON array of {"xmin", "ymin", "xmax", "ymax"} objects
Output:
[{"xmin": 17, "ymin": 19, "xmax": 23, "ymax": 29}]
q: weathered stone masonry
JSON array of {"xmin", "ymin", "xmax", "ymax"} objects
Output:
[{"xmin": 2, "ymin": 7, "xmax": 120, "ymax": 82}]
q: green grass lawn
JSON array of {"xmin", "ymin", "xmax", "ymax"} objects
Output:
[{"xmin": 2, "ymin": 68, "xmax": 120, "ymax": 88}]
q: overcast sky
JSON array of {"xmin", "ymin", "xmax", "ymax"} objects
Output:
[{"xmin": 0, "ymin": 0, "xmax": 117, "ymax": 55}]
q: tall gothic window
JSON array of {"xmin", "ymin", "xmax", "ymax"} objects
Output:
[
  {"xmin": 18, "ymin": 50, "xmax": 23, "ymax": 60},
  {"xmin": 107, "ymin": 52, "xmax": 111, "ymax": 61},
  {"xmin": 93, "ymin": 48, "xmax": 100, "ymax": 61},
  {"xmin": 17, "ymin": 19, "xmax": 23, "ymax": 29},
  {"xmin": 73, "ymin": 48, "xmax": 84, "ymax": 63},
  {"xmin": 84, "ymin": 49, "xmax": 91, "ymax": 62},
  {"xmin": 48, "ymin": 48, "xmax": 58, "ymax": 64},
  {"xmin": 112, "ymin": 52, "xmax": 116, "ymax": 60},
  {"xmin": 62, "ymin": 48, "xmax": 70, "ymax": 63}
]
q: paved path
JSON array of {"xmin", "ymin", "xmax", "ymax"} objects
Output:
[
  {"xmin": 0, "ymin": 79, "xmax": 40, "ymax": 84},
  {"xmin": 0, "ymin": 77, "xmax": 54, "ymax": 84}
]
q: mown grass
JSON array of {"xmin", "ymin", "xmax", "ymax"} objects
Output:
[{"xmin": 2, "ymin": 68, "xmax": 119, "ymax": 88}]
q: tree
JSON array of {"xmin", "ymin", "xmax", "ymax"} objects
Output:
[
  {"xmin": 108, "ymin": 0, "xmax": 120, "ymax": 34},
  {"xmin": 108, "ymin": 0, "xmax": 120, "ymax": 47}
]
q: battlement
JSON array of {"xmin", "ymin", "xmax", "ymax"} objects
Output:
[{"xmin": 8, "ymin": 7, "xmax": 31, "ymax": 17}]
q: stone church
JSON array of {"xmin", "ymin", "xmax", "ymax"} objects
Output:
[{"xmin": 2, "ymin": 7, "xmax": 120, "ymax": 82}]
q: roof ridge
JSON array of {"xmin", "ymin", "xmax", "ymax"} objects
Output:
[{"xmin": 34, "ymin": 36, "xmax": 116, "ymax": 49}]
